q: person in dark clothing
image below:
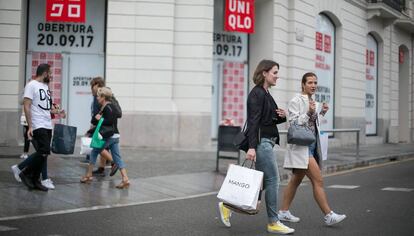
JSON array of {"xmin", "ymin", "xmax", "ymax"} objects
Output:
[
  {"xmin": 218, "ymin": 60, "xmax": 294, "ymax": 234},
  {"xmin": 80, "ymin": 87, "xmax": 129, "ymax": 189}
]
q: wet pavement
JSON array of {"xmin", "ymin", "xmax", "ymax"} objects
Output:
[{"xmin": 0, "ymin": 142, "xmax": 413, "ymax": 220}]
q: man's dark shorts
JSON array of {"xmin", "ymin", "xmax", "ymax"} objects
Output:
[{"xmin": 32, "ymin": 128, "xmax": 52, "ymax": 155}]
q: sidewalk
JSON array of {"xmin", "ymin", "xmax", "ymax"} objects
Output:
[{"xmin": 0, "ymin": 142, "xmax": 413, "ymax": 220}]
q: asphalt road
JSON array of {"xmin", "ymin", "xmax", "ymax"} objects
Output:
[{"xmin": 1, "ymin": 159, "xmax": 413, "ymax": 236}]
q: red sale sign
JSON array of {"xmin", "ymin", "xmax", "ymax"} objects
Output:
[
  {"xmin": 224, "ymin": 0, "xmax": 255, "ymax": 34},
  {"xmin": 324, "ymin": 34, "xmax": 331, "ymax": 53},
  {"xmin": 46, "ymin": 0, "xmax": 86, "ymax": 23},
  {"xmin": 315, "ymin": 32, "xmax": 323, "ymax": 51}
]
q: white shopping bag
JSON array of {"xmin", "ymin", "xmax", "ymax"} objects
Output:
[
  {"xmin": 80, "ymin": 137, "xmax": 92, "ymax": 155},
  {"xmin": 319, "ymin": 132, "xmax": 328, "ymax": 161},
  {"xmin": 217, "ymin": 164, "xmax": 263, "ymax": 211}
]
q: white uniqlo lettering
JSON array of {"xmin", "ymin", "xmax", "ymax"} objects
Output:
[
  {"xmin": 50, "ymin": 3, "xmax": 64, "ymax": 17},
  {"xmin": 68, "ymin": 5, "xmax": 81, "ymax": 18}
]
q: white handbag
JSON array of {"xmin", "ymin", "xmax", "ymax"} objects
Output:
[
  {"xmin": 217, "ymin": 162, "xmax": 263, "ymax": 212},
  {"xmin": 80, "ymin": 137, "xmax": 92, "ymax": 155}
]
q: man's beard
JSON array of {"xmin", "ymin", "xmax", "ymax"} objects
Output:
[{"xmin": 43, "ymin": 76, "xmax": 50, "ymax": 83}]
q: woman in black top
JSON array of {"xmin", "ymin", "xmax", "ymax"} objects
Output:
[{"xmin": 218, "ymin": 60, "xmax": 294, "ymax": 234}]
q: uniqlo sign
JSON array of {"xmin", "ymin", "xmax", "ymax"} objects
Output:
[
  {"xmin": 315, "ymin": 32, "xmax": 323, "ymax": 51},
  {"xmin": 224, "ymin": 0, "xmax": 255, "ymax": 34},
  {"xmin": 46, "ymin": 0, "xmax": 86, "ymax": 23}
]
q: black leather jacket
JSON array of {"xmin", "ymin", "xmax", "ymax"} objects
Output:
[{"xmin": 247, "ymin": 85, "xmax": 286, "ymax": 149}]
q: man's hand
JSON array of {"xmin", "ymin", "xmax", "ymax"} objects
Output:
[{"xmin": 27, "ymin": 127, "xmax": 33, "ymax": 140}]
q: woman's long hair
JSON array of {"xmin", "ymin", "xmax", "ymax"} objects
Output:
[{"xmin": 252, "ymin": 60, "xmax": 279, "ymax": 86}]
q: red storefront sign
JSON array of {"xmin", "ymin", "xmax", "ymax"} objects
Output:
[
  {"xmin": 224, "ymin": 0, "xmax": 255, "ymax": 33},
  {"xmin": 46, "ymin": 0, "xmax": 86, "ymax": 23},
  {"xmin": 324, "ymin": 34, "xmax": 331, "ymax": 53},
  {"xmin": 315, "ymin": 32, "xmax": 323, "ymax": 51},
  {"xmin": 399, "ymin": 50, "xmax": 404, "ymax": 64},
  {"xmin": 369, "ymin": 50, "xmax": 375, "ymax": 66}
]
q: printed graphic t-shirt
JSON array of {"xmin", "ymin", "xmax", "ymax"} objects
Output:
[{"xmin": 23, "ymin": 80, "xmax": 52, "ymax": 130}]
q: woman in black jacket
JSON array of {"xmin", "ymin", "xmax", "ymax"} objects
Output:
[
  {"xmin": 80, "ymin": 87, "xmax": 130, "ymax": 189},
  {"xmin": 218, "ymin": 60, "xmax": 294, "ymax": 234}
]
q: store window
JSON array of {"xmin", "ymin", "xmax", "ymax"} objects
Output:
[
  {"xmin": 365, "ymin": 34, "xmax": 378, "ymax": 135},
  {"xmin": 315, "ymin": 14, "xmax": 335, "ymax": 131},
  {"xmin": 26, "ymin": 0, "xmax": 106, "ymax": 134},
  {"xmin": 212, "ymin": 0, "xmax": 250, "ymax": 138}
]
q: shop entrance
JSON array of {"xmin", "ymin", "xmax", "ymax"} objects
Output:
[
  {"xmin": 212, "ymin": 0, "xmax": 249, "ymax": 138},
  {"xmin": 25, "ymin": 0, "xmax": 106, "ymax": 135},
  {"xmin": 398, "ymin": 45, "xmax": 410, "ymax": 143}
]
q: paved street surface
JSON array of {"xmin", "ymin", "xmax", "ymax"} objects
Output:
[{"xmin": 0, "ymin": 159, "xmax": 413, "ymax": 235}]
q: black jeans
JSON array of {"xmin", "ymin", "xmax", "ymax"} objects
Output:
[{"xmin": 21, "ymin": 128, "xmax": 52, "ymax": 181}]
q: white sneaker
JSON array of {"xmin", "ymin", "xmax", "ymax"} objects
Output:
[
  {"xmin": 20, "ymin": 153, "xmax": 28, "ymax": 159},
  {"xmin": 278, "ymin": 210, "xmax": 300, "ymax": 223},
  {"xmin": 267, "ymin": 221, "xmax": 295, "ymax": 234},
  {"xmin": 11, "ymin": 165, "xmax": 21, "ymax": 182},
  {"xmin": 218, "ymin": 202, "xmax": 232, "ymax": 227},
  {"xmin": 324, "ymin": 211, "xmax": 346, "ymax": 226},
  {"xmin": 41, "ymin": 178, "xmax": 55, "ymax": 190}
]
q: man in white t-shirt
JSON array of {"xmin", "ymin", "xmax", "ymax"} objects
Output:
[{"xmin": 17, "ymin": 64, "xmax": 54, "ymax": 191}]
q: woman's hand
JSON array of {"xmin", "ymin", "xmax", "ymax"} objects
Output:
[
  {"xmin": 276, "ymin": 108, "xmax": 286, "ymax": 118},
  {"xmin": 95, "ymin": 114, "xmax": 102, "ymax": 120},
  {"xmin": 246, "ymin": 148, "xmax": 256, "ymax": 162},
  {"xmin": 320, "ymin": 102, "xmax": 329, "ymax": 115}
]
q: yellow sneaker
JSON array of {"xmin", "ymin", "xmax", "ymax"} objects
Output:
[
  {"xmin": 218, "ymin": 202, "xmax": 231, "ymax": 227},
  {"xmin": 267, "ymin": 221, "xmax": 295, "ymax": 234}
]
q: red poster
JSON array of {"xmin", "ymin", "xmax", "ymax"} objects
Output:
[
  {"xmin": 315, "ymin": 32, "xmax": 323, "ymax": 51},
  {"xmin": 324, "ymin": 34, "xmax": 331, "ymax": 53},
  {"xmin": 31, "ymin": 52, "xmax": 63, "ymax": 123},
  {"xmin": 222, "ymin": 61, "xmax": 245, "ymax": 126},
  {"xmin": 46, "ymin": 0, "xmax": 86, "ymax": 23},
  {"xmin": 224, "ymin": 0, "xmax": 255, "ymax": 33},
  {"xmin": 399, "ymin": 50, "xmax": 404, "ymax": 64},
  {"xmin": 369, "ymin": 50, "xmax": 375, "ymax": 66}
]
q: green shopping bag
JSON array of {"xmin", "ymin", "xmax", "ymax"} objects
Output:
[{"xmin": 90, "ymin": 118, "xmax": 106, "ymax": 149}]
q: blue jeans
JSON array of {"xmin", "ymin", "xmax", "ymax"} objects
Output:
[
  {"xmin": 255, "ymin": 138, "xmax": 279, "ymax": 223},
  {"xmin": 90, "ymin": 137, "xmax": 125, "ymax": 169}
]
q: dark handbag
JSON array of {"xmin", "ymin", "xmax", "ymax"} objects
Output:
[
  {"xmin": 233, "ymin": 122, "xmax": 249, "ymax": 152},
  {"xmin": 99, "ymin": 124, "xmax": 114, "ymax": 138},
  {"xmin": 51, "ymin": 124, "xmax": 77, "ymax": 154},
  {"xmin": 287, "ymin": 121, "xmax": 315, "ymax": 145}
]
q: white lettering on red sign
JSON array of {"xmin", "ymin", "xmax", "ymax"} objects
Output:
[
  {"xmin": 46, "ymin": 0, "xmax": 86, "ymax": 23},
  {"xmin": 225, "ymin": 0, "xmax": 255, "ymax": 34}
]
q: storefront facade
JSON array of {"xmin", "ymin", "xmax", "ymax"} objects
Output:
[{"xmin": 0, "ymin": 0, "xmax": 413, "ymax": 148}]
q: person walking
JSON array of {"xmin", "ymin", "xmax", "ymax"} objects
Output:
[
  {"xmin": 278, "ymin": 72, "xmax": 346, "ymax": 226},
  {"xmin": 218, "ymin": 60, "xmax": 294, "ymax": 234},
  {"xmin": 14, "ymin": 64, "xmax": 55, "ymax": 191},
  {"xmin": 80, "ymin": 87, "xmax": 129, "ymax": 189},
  {"xmin": 12, "ymin": 102, "xmax": 65, "ymax": 190}
]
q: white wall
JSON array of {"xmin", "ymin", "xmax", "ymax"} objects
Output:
[{"xmin": 0, "ymin": 0, "xmax": 23, "ymax": 110}]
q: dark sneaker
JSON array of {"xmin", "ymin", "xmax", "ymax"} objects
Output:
[
  {"xmin": 109, "ymin": 163, "xmax": 119, "ymax": 177},
  {"xmin": 92, "ymin": 168, "xmax": 106, "ymax": 177},
  {"xmin": 19, "ymin": 172, "xmax": 34, "ymax": 190},
  {"xmin": 33, "ymin": 180, "xmax": 48, "ymax": 191}
]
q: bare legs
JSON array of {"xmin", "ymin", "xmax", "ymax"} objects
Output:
[{"xmin": 280, "ymin": 157, "xmax": 331, "ymax": 215}]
